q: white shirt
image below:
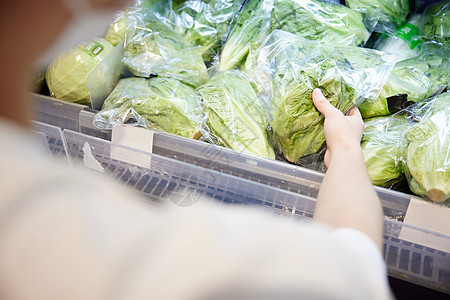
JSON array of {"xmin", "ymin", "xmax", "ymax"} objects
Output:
[{"xmin": 0, "ymin": 119, "xmax": 393, "ymax": 300}]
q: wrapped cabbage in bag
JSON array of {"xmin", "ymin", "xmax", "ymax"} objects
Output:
[
  {"xmin": 358, "ymin": 42, "xmax": 449, "ymax": 119},
  {"xmin": 345, "ymin": 0, "xmax": 409, "ymax": 30},
  {"xmin": 123, "ymin": 10, "xmax": 208, "ymax": 87},
  {"xmin": 423, "ymin": 1, "xmax": 449, "ymax": 46},
  {"xmin": 255, "ymin": 31, "xmax": 395, "ymax": 164},
  {"xmin": 46, "ymin": 39, "xmax": 114, "ymax": 106},
  {"xmin": 220, "ymin": 0, "xmax": 369, "ymax": 71},
  {"xmin": 94, "ymin": 77, "xmax": 204, "ymax": 139},
  {"xmin": 197, "ymin": 70, "xmax": 276, "ymax": 159},
  {"xmin": 403, "ymin": 92, "xmax": 450, "ymax": 205},
  {"xmin": 361, "ymin": 115, "xmax": 407, "ymax": 187}
]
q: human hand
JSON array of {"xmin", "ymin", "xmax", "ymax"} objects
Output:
[{"xmin": 312, "ymin": 88, "xmax": 364, "ymax": 168}]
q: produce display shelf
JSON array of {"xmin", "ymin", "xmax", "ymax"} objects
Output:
[{"xmin": 32, "ymin": 94, "xmax": 450, "ymax": 293}]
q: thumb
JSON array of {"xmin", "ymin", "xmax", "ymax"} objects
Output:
[{"xmin": 312, "ymin": 88, "xmax": 341, "ymax": 118}]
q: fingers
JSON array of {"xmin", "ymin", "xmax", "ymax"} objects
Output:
[
  {"xmin": 347, "ymin": 106, "xmax": 362, "ymax": 119},
  {"xmin": 312, "ymin": 88, "xmax": 341, "ymax": 118}
]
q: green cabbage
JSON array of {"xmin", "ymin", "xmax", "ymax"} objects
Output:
[
  {"xmin": 361, "ymin": 115, "xmax": 407, "ymax": 187},
  {"xmin": 46, "ymin": 38, "xmax": 114, "ymax": 107},
  {"xmin": 94, "ymin": 77, "xmax": 204, "ymax": 139},
  {"xmin": 197, "ymin": 71, "xmax": 276, "ymax": 159},
  {"xmin": 404, "ymin": 92, "xmax": 450, "ymax": 204}
]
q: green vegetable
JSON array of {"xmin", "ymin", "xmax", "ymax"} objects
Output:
[
  {"xmin": 423, "ymin": 2, "xmax": 450, "ymax": 46},
  {"xmin": 172, "ymin": 0, "xmax": 243, "ymax": 61},
  {"xmin": 220, "ymin": 0, "xmax": 368, "ymax": 71},
  {"xmin": 345, "ymin": 0, "xmax": 409, "ymax": 26},
  {"xmin": 258, "ymin": 31, "xmax": 393, "ymax": 163},
  {"xmin": 46, "ymin": 38, "xmax": 114, "ymax": 107},
  {"xmin": 105, "ymin": 11, "xmax": 128, "ymax": 46},
  {"xmin": 219, "ymin": 0, "xmax": 272, "ymax": 71},
  {"xmin": 404, "ymin": 92, "xmax": 450, "ymax": 204},
  {"xmin": 197, "ymin": 71, "xmax": 276, "ymax": 159},
  {"xmin": 94, "ymin": 77, "xmax": 204, "ymax": 139},
  {"xmin": 271, "ymin": 0, "xmax": 369, "ymax": 46},
  {"xmin": 361, "ymin": 115, "xmax": 407, "ymax": 187},
  {"xmin": 358, "ymin": 42, "xmax": 449, "ymax": 119},
  {"xmin": 123, "ymin": 14, "xmax": 208, "ymax": 87}
]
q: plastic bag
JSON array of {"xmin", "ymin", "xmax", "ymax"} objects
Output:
[
  {"xmin": 219, "ymin": 0, "xmax": 369, "ymax": 71},
  {"xmin": 46, "ymin": 38, "xmax": 115, "ymax": 107},
  {"xmin": 253, "ymin": 30, "xmax": 395, "ymax": 164},
  {"xmin": 123, "ymin": 9, "xmax": 209, "ymax": 87},
  {"xmin": 197, "ymin": 70, "xmax": 276, "ymax": 159},
  {"xmin": 402, "ymin": 92, "xmax": 450, "ymax": 205},
  {"xmin": 361, "ymin": 115, "xmax": 407, "ymax": 188},
  {"xmin": 422, "ymin": 1, "xmax": 450, "ymax": 46},
  {"xmin": 93, "ymin": 77, "xmax": 204, "ymax": 139},
  {"xmin": 105, "ymin": 11, "xmax": 128, "ymax": 46},
  {"xmin": 345, "ymin": 0, "xmax": 409, "ymax": 33},
  {"xmin": 358, "ymin": 42, "xmax": 449, "ymax": 119}
]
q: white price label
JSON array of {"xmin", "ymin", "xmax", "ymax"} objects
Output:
[{"xmin": 111, "ymin": 125, "xmax": 154, "ymax": 168}]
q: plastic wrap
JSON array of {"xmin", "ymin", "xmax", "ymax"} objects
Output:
[
  {"xmin": 422, "ymin": 1, "xmax": 450, "ymax": 46},
  {"xmin": 105, "ymin": 11, "xmax": 128, "ymax": 46},
  {"xmin": 402, "ymin": 92, "xmax": 450, "ymax": 205},
  {"xmin": 375, "ymin": 14, "xmax": 427, "ymax": 63},
  {"xmin": 361, "ymin": 115, "xmax": 407, "ymax": 188},
  {"xmin": 93, "ymin": 77, "xmax": 204, "ymax": 139},
  {"xmin": 219, "ymin": 0, "xmax": 369, "ymax": 71},
  {"xmin": 46, "ymin": 38, "xmax": 114, "ymax": 107},
  {"xmin": 358, "ymin": 42, "xmax": 449, "ymax": 119},
  {"xmin": 254, "ymin": 30, "xmax": 395, "ymax": 164},
  {"xmin": 345, "ymin": 0, "xmax": 409, "ymax": 32},
  {"xmin": 197, "ymin": 70, "xmax": 276, "ymax": 159},
  {"xmin": 123, "ymin": 10, "xmax": 209, "ymax": 87}
]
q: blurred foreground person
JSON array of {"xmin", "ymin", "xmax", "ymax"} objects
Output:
[{"xmin": 0, "ymin": 0, "xmax": 392, "ymax": 299}]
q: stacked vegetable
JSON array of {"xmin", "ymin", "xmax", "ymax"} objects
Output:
[{"xmin": 44, "ymin": 0, "xmax": 450, "ymax": 205}]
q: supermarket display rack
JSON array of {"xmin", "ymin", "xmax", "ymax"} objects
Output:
[{"xmin": 32, "ymin": 93, "xmax": 450, "ymax": 293}]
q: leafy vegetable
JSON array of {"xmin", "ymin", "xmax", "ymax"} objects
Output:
[
  {"xmin": 220, "ymin": 0, "xmax": 369, "ymax": 71},
  {"xmin": 423, "ymin": 1, "xmax": 450, "ymax": 46},
  {"xmin": 358, "ymin": 42, "xmax": 449, "ymax": 119},
  {"xmin": 256, "ymin": 31, "xmax": 394, "ymax": 163},
  {"xmin": 345, "ymin": 0, "xmax": 409, "ymax": 27},
  {"xmin": 404, "ymin": 92, "xmax": 450, "ymax": 204},
  {"xmin": 46, "ymin": 38, "xmax": 114, "ymax": 107},
  {"xmin": 105, "ymin": 11, "xmax": 128, "ymax": 46},
  {"xmin": 123, "ymin": 14, "xmax": 208, "ymax": 87},
  {"xmin": 94, "ymin": 77, "xmax": 204, "ymax": 139},
  {"xmin": 361, "ymin": 115, "xmax": 407, "ymax": 187},
  {"xmin": 197, "ymin": 70, "xmax": 276, "ymax": 159}
]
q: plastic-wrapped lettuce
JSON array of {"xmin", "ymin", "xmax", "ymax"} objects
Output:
[
  {"xmin": 219, "ymin": 0, "xmax": 369, "ymax": 71},
  {"xmin": 94, "ymin": 77, "xmax": 204, "ymax": 139},
  {"xmin": 197, "ymin": 70, "xmax": 276, "ymax": 159},
  {"xmin": 345, "ymin": 0, "xmax": 409, "ymax": 30},
  {"xmin": 361, "ymin": 115, "xmax": 407, "ymax": 187},
  {"xmin": 105, "ymin": 11, "xmax": 128, "ymax": 46},
  {"xmin": 170, "ymin": 0, "xmax": 244, "ymax": 61},
  {"xmin": 358, "ymin": 42, "xmax": 449, "ymax": 119},
  {"xmin": 123, "ymin": 10, "xmax": 208, "ymax": 87},
  {"xmin": 46, "ymin": 38, "xmax": 114, "ymax": 107},
  {"xmin": 423, "ymin": 1, "xmax": 450, "ymax": 46},
  {"xmin": 403, "ymin": 92, "xmax": 450, "ymax": 205},
  {"xmin": 255, "ymin": 31, "xmax": 395, "ymax": 164}
]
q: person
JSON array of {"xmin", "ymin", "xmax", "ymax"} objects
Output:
[{"xmin": 0, "ymin": 0, "xmax": 392, "ymax": 299}]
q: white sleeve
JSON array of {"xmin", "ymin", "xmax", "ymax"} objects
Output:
[{"xmin": 0, "ymin": 158, "xmax": 393, "ymax": 300}]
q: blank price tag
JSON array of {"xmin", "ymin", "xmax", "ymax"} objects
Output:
[
  {"xmin": 400, "ymin": 198, "xmax": 450, "ymax": 253},
  {"xmin": 111, "ymin": 125, "xmax": 154, "ymax": 168}
]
